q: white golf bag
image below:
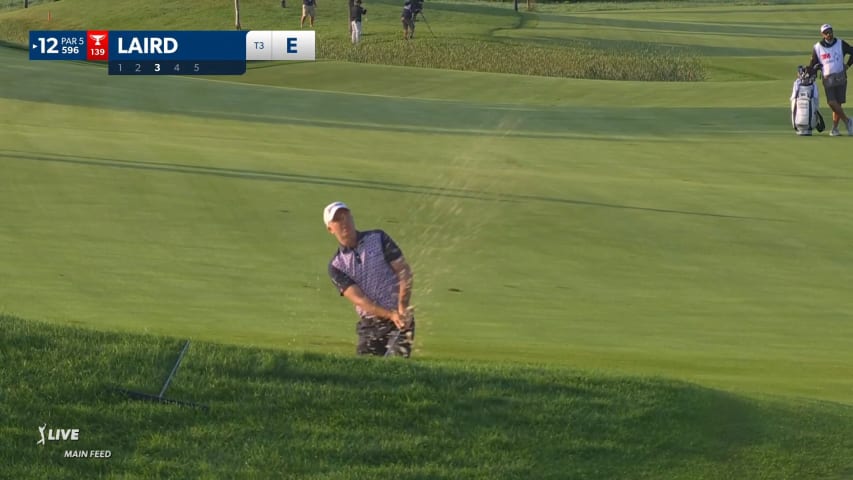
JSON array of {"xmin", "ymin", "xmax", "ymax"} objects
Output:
[{"xmin": 791, "ymin": 67, "xmax": 825, "ymax": 136}]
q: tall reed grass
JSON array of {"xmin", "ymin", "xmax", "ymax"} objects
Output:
[{"xmin": 319, "ymin": 37, "xmax": 705, "ymax": 81}]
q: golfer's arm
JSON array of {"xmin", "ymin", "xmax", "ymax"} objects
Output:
[
  {"xmin": 390, "ymin": 257, "xmax": 413, "ymax": 311},
  {"xmin": 342, "ymin": 285, "xmax": 396, "ymax": 320},
  {"xmin": 808, "ymin": 49, "xmax": 820, "ymax": 72}
]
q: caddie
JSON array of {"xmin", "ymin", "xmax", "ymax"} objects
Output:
[{"xmin": 808, "ymin": 24, "xmax": 853, "ymax": 136}]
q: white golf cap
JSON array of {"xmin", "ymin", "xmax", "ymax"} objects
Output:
[
  {"xmin": 821, "ymin": 24, "xmax": 833, "ymax": 33},
  {"xmin": 323, "ymin": 201, "xmax": 349, "ymax": 226}
]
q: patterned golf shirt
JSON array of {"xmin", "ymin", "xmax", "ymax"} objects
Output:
[{"xmin": 328, "ymin": 230, "xmax": 403, "ymax": 319}]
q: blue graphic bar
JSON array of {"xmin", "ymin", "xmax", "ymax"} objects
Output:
[
  {"xmin": 109, "ymin": 31, "xmax": 247, "ymax": 61},
  {"xmin": 29, "ymin": 31, "xmax": 87, "ymax": 60}
]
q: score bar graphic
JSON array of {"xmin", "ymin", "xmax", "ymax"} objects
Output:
[{"xmin": 29, "ymin": 30, "xmax": 315, "ymax": 75}]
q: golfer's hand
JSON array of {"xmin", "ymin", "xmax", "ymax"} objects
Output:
[
  {"xmin": 399, "ymin": 306, "xmax": 414, "ymax": 328},
  {"xmin": 390, "ymin": 311, "xmax": 407, "ymax": 330}
]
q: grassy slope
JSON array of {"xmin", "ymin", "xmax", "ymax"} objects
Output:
[
  {"xmin": 2, "ymin": 1, "xmax": 853, "ymax": 476},
  {"xmin": 2, "ymin": 42, "xmax": 853, "ymax": 403},
  {"xmin": 3, "ymin": 314, "xmax": 853, "ymax": 479}
]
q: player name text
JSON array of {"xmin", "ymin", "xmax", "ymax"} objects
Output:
[{"xmin": 117, "ymin": 37, "xmax": 178, "ymax": 54}]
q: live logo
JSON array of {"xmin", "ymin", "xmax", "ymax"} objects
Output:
[
  {"xmin": 87, "ymin": 30, "xmax": 109, "ymax": 61},
  {"xmin": 48, "ymin": 428, "xmax": 79, "ymax": 441}
]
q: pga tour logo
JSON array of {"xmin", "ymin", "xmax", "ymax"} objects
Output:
[
  {"xmin": 37, "ymin": 424, "xmax": 79, "ymax": 445},
  {"xmin": 89, "ymin": 33, "xmax": 106, "ymax": 46}
]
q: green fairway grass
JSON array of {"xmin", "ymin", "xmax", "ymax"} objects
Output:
[
  {"xmin": 3, "ymin": 0, "xmax": 853, "ymax": 477},
  {"xmin": 3, "ymin": 40, "xmax": 852, "ymax": 401}
]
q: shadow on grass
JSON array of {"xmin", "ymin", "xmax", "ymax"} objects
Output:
[
  {"xmin": 0, "ymin": 149, "xmax": 786, "ymax": 222},
  {"xmin": 3, "ymin": 315, "xmax": 853, "ymax": 479},
  {"xmin": 0, "ymin": 38, "xmax": 26, "ymax": 50}
]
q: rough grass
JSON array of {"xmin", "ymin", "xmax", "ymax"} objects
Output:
[
  {"xmin": 318, "ymin": 36, "xmax": 705, "ymax": 80},
  {"xmin": 4, "ymin": 314, "xmax": 853, "ymax": 479}
]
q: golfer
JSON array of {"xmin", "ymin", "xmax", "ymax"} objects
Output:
[
  {"xmin": 808, "ymin": 24, "xmax": 853, "ymax": 136},
  {"xmin": 324, "ymin": 201, "xmax": 415, "ymax": 357}
]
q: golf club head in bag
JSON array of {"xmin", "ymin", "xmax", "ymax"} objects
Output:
[{"xmin": 798, "ymin": 65, "xmax": 816, "ymax": 86}]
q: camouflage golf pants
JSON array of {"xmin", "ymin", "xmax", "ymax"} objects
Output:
[{"xmin": 356, "ymin": 317, "xmax": 415, "ymax": 358}]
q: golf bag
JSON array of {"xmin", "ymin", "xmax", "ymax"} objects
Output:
[{"xmin": 791, "ymin": 66, "xmax": 825, "ymax": 136}]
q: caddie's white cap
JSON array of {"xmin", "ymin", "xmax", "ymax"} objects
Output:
[
  {"xmin": 323, "ymin": 201, "xmax": 349, "ymax": 226},
  {"xmin": 821, "ymin": 24, "xmax": 833, "ymax": 33}
]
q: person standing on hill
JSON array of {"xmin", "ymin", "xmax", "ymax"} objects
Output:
[
  {"xmin": 808, "ymin": 24, "xmax": 853, "ymax": 136},
  {"xmin": 401, "ymin": 0, "xmax": 416, "ymax": 40},
  {"xmin": 350, "ymin": 0, "xmax": 367, "ymax": 44},
  {"xmin": 301, "ymin": 0, "xmax": 317, "ymax": 28}
]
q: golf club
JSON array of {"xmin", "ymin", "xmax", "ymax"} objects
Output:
[
  {"xmin": 384, "ymin": 330, "xmax": 402, "ymax": 357},
  {"xmin": 385, "ymin": 310, "xmax": 414, "ymax": 357}
]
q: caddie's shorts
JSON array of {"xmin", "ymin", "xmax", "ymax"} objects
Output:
[
  {"xmin": 356, "ymin": 317, "xmax": 415, "ymax": 357},
  {"xmin": 824, "ymin": 82, "xmax": 847, "ymax": 104},
  {"xmin": 302, "ymin": 4, "xmax": 316, "ymax": 16},
  {"xmin": 823, "ymin": 76, "xmax": 847, "ymax": 103},
  {"xmin": 402, "ymin": 18, "xmax": 415, "ymax": 30}
]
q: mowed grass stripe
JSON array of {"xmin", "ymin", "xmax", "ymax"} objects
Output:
[
  {"xmin": 1, "ymin": 1, "xmax": 853, "ymax": 404},
  {"xmin": 0, "ymin": 48, "xmax": 805, "ymax": 138},
  {"xmin": 3, "ymin": 83, "xmax": 853, "ymax": 403}
]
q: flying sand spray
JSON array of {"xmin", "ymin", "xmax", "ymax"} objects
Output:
[{"xmin": 395, "ymin": 115, "xmax": 523, "ymax": 355}]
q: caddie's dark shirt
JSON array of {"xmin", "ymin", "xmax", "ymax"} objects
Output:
[
  {"xmin": 401, "ymin": 4, "xmax": 414, "ymax": 20},
  {"xmin": 328, "ymin": 230, "xmax": 403, "ymax": 319},
  {"xmin": 304, "ymin": 0, "xmax": 315, "ymax": 6},
  {"xmin": 350, "ymin": 5, "xmax": 366, "ymax": 22}
]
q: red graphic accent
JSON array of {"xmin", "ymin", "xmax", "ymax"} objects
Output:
[
  {"xmin": 87, "ymin": 30, "xmax": 109, "ymax": 61},
  {"xmin": 821, "ymin": 53, "xmax": 831, "ymax": 59}
]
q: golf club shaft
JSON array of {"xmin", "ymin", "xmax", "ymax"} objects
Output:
[{"xmin": 384, "ymin": 330, "xmax": 401, "ymax": 357}]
